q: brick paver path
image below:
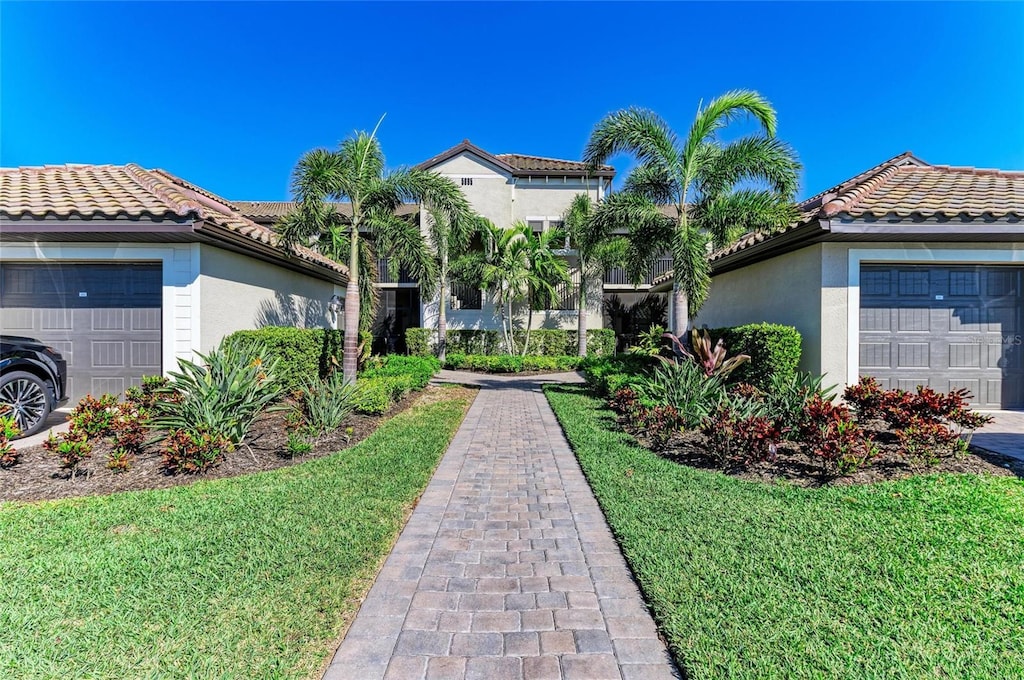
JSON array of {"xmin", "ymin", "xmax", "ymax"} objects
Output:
[{"xmin": 324, "ymin": 375, "xmax": 678, "ymax": 680}]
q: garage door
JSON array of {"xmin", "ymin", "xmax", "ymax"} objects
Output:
[
  {"xmin": 0, "ymin": 263, "xmax": 162, "ymax": 401},
  {"xmin": 859, "ymin": 264, "xmax": 1023, "ymax": 409}
]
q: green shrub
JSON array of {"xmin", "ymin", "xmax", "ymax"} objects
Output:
[
  {"xmin": 708, "ymin": 323, "xmax": 801, "ymax": 390},
  {"xmin": 581, "ymin": 354, "xmax": 658, "ymax": 395},
  {"xmin": 636, "ymin": 361, "xmax": 726, "ymax": 429},
  {"xmin": 152, "ymin": 339, "xmax": 285, "ymax": 446},
  {"xmin": 0, "ymin": 411, "xmax": 20, "ymax": 468},
  {"xmin": 442, "ymin": 354, "xmax": 582, "ymax": 373},
  {"xmin": 441, "ymin": 328, "xmax": 615, "ymax": 357},
  {"xmin": 352, "ymin": 375, "xmax": 416, "ymax": 414},
  {"xmin": 293, "ymin": 372, "xmax": 358, "ymax": 435},
  {"xmin": 361, "ymin": 355, "xmax": 440, "ymax": 389},
  {"xmin": 405, "ymin": 328, "xmax": 434, "ymax": 358},
  {"xmin": 224, "ymin": 327, "xmax": 372, "ymax": 391}
]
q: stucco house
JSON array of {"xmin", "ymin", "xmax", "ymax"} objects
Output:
[
  {"xmin": 240, "ymin": 140, "xmax": 670, "ymax": 350},
  {"xmin": 0, "ymin": 164, "xmax": 348, "ymax": 401},
  {"xmin": 657, "ymin": 153, "xmax": 1024, "ymax": 409}
]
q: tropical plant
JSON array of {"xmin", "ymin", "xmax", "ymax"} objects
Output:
[
  {"xmin": 0, "ymin": 408, "xmax": 20, "ymax": 468},
  {"xmin": 562, "ymin": 194, "xmax": 628, "ymax": 355},
  {"xmin": 294, "ymin": 372, "xmax": 358, "ymax": 435},
  {"xmin": 161, "ymin": 429, "xmax": 233, "ymax": 474},
  {"xmin": 630, "ymin": 324, "xmax": 667, "ymax": 356},
  {"xmin": 43, "ymin": 429, "xmax": 92, "ymax": 479},
  {"xmin": 636, "ymin": 360, "xmax": 726, "ymax": 428},
  {"xmin": 520, "ymin": 226, "xmax": 571, "ymax": 356},
  {"xmin": 662, "ymin": 328, "xmax": 750, "ymax": 379},
  {"xmin": 763, "ymin": 371, "xmax": 838, "ymax": 434},
  {"xmin": 151, "ymin": 340, "xmax": 284, "ymax": 446},
  {"xmin": 278, "ymin": 118, "xmax": 472, "ymax": 384},
  {"xmin": 423, "ymin": 204, "xmax": 477, "ymax": 362},
  {"xmin": 583, "ymin": 91, "xmax": 801, "ymax": 334}
]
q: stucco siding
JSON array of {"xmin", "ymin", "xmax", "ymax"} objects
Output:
[
  {"xmin": 198, "ymin": 245, "xmax": 342, "ymax": 350},
  {"xmin": 694, "ymin": 244, "xmax": 824, "ymax": 374},
  {"xmin": 512, "ymin": 182, "xmax": 599, "ymax": 223}
]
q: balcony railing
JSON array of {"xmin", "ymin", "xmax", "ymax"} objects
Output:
[
  {"xmin": 450, "ymin": 282, "xmax": 482, "ymax": 310},
  {"xmin": 603, "ymin": 255, "xmax": 673, "ymax": 286},
  {"xmin": 376, "ymin": 258, "xmax": 418, "ymax": 285}
]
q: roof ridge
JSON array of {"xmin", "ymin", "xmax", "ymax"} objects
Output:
[
  {"xmin": 906, "ymin": 164, "xmax": 1024, "ymax": 178},
  {"xmin": 122, "ymin": 163, "xmax": 205, "ymax": 218},
  {"xmin": 494, "ymin": 151, "xmax": 613, "ymax": 171},
  {"xmin": 798, "ymin": 151, "xmax": 922, "ymax": 211},
  {"xmin": 820, "ymin": 163, "xmax": 904, "ymax": 217}
]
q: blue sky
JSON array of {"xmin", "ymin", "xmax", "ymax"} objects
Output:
[{"xmin": 2, "ymin": 1, "xmax": 1022, "ymax": 201}]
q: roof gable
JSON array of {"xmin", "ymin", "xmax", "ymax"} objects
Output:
[{"xmin": 416, "ymin": 140, "xmax": 614, "ymax": 178}]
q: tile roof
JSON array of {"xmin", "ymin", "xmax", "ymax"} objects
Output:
[
  {"xmin": 0, "ymin": 164, "xmax": 347, "ymax": 279},
  {"xmin": 416, "ymin": 140, "xmax": 614, "ymax": 178},
  {"xmin": 235, "ymin": 200, "xmax": 419, "ymax": 222},
  {"xmin": 650, "ymin": 152, "xmax": 1024, "ymax": 284},
  {"xmin": 494, "ymin": 153, "xmax": 614, "ymax": 175}
]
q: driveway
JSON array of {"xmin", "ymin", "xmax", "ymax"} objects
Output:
[{"xmin": 972, "ymin": 411, "xmax": 1024, "ymax": 464}]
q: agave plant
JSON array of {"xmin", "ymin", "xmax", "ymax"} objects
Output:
[{"xmin": 661, "ymin": 328, "xmax": 750, "ymax": 379}]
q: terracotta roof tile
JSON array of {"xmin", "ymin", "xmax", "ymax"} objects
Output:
[
  {"xmin": 235, "ymin": 200, "xmax": 419, "ymax": 222},
  {"xmin": 494, "ymin": 153, "xmax": 614, "ymax": 175},
  {"xmin": 0, "ymin": 164, "xmax": 347, "ymax": 279}
]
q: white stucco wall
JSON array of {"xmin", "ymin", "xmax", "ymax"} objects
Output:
[
  {"xmin": 693, "ymin": 244, "xmax": 824, "ymax": 374},
  {"xmin": 197, "ymin": 244, "xmax": 343, "ymax": 350}
]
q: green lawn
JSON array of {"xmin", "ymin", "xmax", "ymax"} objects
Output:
[
  {"xmin": 545, "ymin": 384, "xmax": 1024, "ymax": 680},
  {"xmin": 0, "ymin": 390, "xmax": 471, "ymax": 679}
]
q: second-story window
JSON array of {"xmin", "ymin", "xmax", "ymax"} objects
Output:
[
  {"xmin": 461, "ymin": 177, "xmax": 473, "ymax": 186},
  {"xmin": 528, "ymin": 220, "xmax": 544, "ymax": 236}
]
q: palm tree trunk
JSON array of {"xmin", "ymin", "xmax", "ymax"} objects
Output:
[
  {"xmin": 523, "ymin": 295, "xmax": 534, "ymax": 358},
  {"xmin": 342, "ymin": 223, "xmax": 360, "ymax": 385},
  {"xmin": 672, "ymin": 283, "xmax": 689, "ymax": 337},
  {"xmin": 506, "ymin": 300, "xmax": 515, "ymax": 354},
  {"xmin": 577, "ymin": 271, "xmax": 588, "ymax": 357},
  {"xmin": 438, "ymin": 256, "xmax": 448, "ymax": 363}
]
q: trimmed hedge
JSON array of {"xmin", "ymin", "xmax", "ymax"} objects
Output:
[
  {"xmin": 361, "ymin": 355, "xmax": 440, "ymax": 390},
  {"xmin": 707, "ymin": 323, "xmax": 801, "ymax": 390},
  {"xmin": 352, "ymin": 375, "xmax": 416, "ymax": 414},
  {"xmin": 224, "ymin": 327, "xmax": 373, "ymax": 391},
  {"xmin": 444, "ymin": 354, "xmax": 584, "ymax": 374},
  {"xmin": 580, "ymin": 354, "xmax": 657, "ymax": 396},
  {"xmin": 408, "ymin": 328, "xmax": 616, "ymax": 358},
  {"xmin": 405, "ymin": 328, "xmax": 433, "ymax": 358}
]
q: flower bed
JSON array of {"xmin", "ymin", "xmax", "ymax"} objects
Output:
[{"xmin": 584, "ymin": 330, "xmax": 1008, "ymax": 485}]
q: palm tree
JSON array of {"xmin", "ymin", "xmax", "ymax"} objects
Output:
[
  {"xmin": 280, "ymin": 121, "xmax": 471, "ymax": 384},
  {"xmin": 583, "ymin": 90, "xmax": 801, "ymax": 335},
  {"xmin": 562, "ymin": 194, "xmax": 628, "ymax": 356},
  {"xmin": 422, "ymin": 205, "xmax": 476, "ymax": 363},
  {"xmin": 519, "ymin": 226, "xmax": 570, "ymax": 356}
]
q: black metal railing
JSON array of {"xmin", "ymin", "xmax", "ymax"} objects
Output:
[
  {"xmin": 450, "ymin": 282, "xmax": 482, "ymax": 310},
  {"xmin": 376, "ymin": 258, "xmax": 418, "ymax": 285},
  {"xmin": 603, "ymin": 255, "xmax": 673, "ymax": 286}
]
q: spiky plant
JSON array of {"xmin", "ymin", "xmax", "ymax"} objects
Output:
[{"xmin": 583, "ymin": 90, "xmax": 801, "ymax": 334}]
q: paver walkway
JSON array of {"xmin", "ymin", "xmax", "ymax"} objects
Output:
[{"xmin": 325, "ymin": 374, "xmax": 678, "ymax": 680}]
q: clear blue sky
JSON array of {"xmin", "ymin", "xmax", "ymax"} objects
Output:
[{"xmin": 2, "ymin": 1, "xmax": 1022, "ymax": 201}]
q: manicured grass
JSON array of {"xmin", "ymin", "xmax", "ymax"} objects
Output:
[
  {"xmin": 545, "ymin": 385, "xmax": 1024, "ymax": 680},
  {"xmin": 0, "ymin": 391, "xmax": 472, "ymax": 679}
]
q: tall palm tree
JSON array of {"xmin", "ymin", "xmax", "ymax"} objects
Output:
[
  {"xmin": 562, "ymin": 193, "xmax": 628, "ymax": 356},
  {"xmin": 423, "ymin": 205, "xmax": 476, "ymax": 363},
  {"xmin": 280, "ymin": 122, "xmax": 470, "ymax": 384},
  {"xmin": 519, "ymin": 226, "xmax": 570, "ymax": 356},
  {"xmin": 583, "ymin": 90, "xmax": 801, "ymax": 335}
]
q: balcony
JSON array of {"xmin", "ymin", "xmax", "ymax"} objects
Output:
[
  {"xmin": 603, "ymin": 255, "xmax": 673, "ymax": 287},
  {"xmin": 376, "ymin": 258, "xmax": 418, "ymax": 285}
]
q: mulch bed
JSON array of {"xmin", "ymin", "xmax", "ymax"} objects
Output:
[
  {"xmin": 624, "ymin": 418, "xmax": 1020, "ymax": 487},
  {"xmin": 1, "ymin": 385, "xmax": 477, "ymax": 504}
]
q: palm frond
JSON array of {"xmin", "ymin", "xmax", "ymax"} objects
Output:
[
  {"xmin": 696, "ymin": 189, "xmax": 801, "ymax": 249},
  {"xmin": 583, "ymin": 107, "xmax": 679, "ymax": 171},
  {"xmin": 682, "ymin": 90, "xmax": 777, "ymax": 173},
  {"xmin": 621, "ymin": 163, "xmax": 678, "ymax": 204},
  {"xmin": 698, "ymin": 135, "xmax": 801, "ymax": 199}
]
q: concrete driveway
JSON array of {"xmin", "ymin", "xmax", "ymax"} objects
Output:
[
  {"xmin": 13, "ymin": 408, "xmax": 71, "ymax": 448},
  {"xmin": 972, "ymin": 411, "xmax": 1024, "ymax": 463}
]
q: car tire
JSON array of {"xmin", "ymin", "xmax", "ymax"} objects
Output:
[{"xmin": 0, "ymin": 371, "xmax": 53, "ymax": 438}]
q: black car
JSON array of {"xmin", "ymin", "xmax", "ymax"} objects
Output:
[{"xmin": 0, "ymin": 335, "xmax": 69, "ymax": 438}]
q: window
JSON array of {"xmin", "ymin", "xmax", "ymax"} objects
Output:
[
  {"xmin": 461, "ymin": 177, "xmax": 473, "ymax": 186},
  {"xmin": 450, "ymin": 282, "xmax": 482, "ymax": 309},
  {"xmin": 527, "ymin": 220, "xmax": 544, "ymax": 236}
]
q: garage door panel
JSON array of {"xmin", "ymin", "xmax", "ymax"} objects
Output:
[
  {"xmin": 0, "ymin": 263, "xmax": 162, "ymax": 402},
  {"xmin": 860, "ymin": 264, "xmax": 1022, "ymax": 409},
  {"xmin": 949, "ymin": 343, "xmax": 981, "ymax": 368}
]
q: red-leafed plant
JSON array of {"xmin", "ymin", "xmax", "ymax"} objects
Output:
[
  {"xmin": 636, "ymin": 404, "xmax": 682, "ymax": 450},
  {"xmin": 68, "ymin": 393, "xmax": 120, "ymax": 440},
  {"xmin": 843, "ymin": 377, "xmax": 886, "ymax": 421},
  {"xmin": 661, "ymin": 328, "xmax": 750, "ymax": 379},
  {"xmin": 0, "ymin": 407, "xmax": 20, "ymax": 468},
  {"xmin": 609, "ymin": 387, "xmax": 644, "ymax": 419},
  {"xmin": 800, "ymin": 395, "xmax": 878, "ymax": 475},
  {"xmin": 161, "ymin": 429, "xmax": 233, "ymax": 474},
  {"xmin": 703, "ymin": 404, "xmax": 782, "ymax": 467},
  {"xmin": 43, "ymin": 429, "xmax": 93, "ymax": 479}
]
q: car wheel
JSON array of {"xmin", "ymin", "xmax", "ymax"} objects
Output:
[{"xmin": 0, "ymin": 371, "xmax": 52, "ymax": 438}]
